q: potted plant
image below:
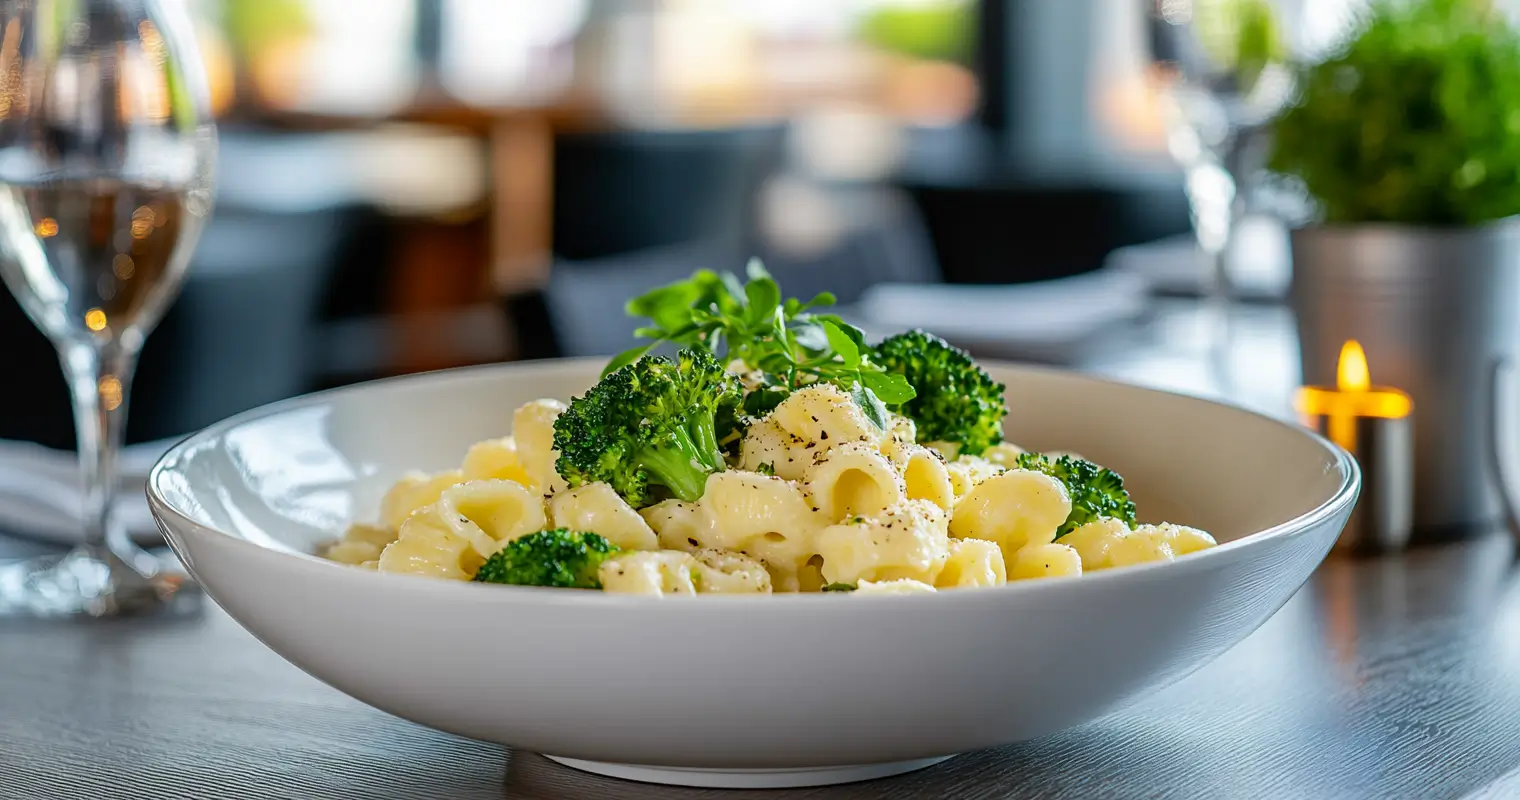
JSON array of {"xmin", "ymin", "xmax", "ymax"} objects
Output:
[{"xmin": 1269, "ymin": 0, "xmax": 1520, "ymax": 536}]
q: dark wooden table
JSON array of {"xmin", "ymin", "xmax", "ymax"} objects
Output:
[{"xmin": 6, "ymin": 302, "xmax": 1520, "ymax": 799}]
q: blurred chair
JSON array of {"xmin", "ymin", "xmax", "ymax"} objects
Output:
[
  {"xmin": 128, "ymin": 207, "xmax": 349, "ymax": 441},
  {"xmin": 507, "ymin": 125, "xmax": 788, "ymax": 360},
  {"xmin": 543, "ymin": 202, "xmax": 940, "ymax": 358},
  {"xmin": 0, "ymin": 132, "xmax": 359, "ymax": 448},
  {"xmin": 906, "ymin": 176, "xmax": 1191, "ymax": 285},
  {"xmin": 0, "ymin": 286, "xmax": 69, "ymax": 448},
  {"xmin": 551, "ymin": 126, "xmax": 785, "ymax": 261}
]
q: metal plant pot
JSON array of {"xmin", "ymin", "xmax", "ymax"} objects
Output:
[{"xmin": 1290, "ymin": 219, "xmax": 1520, "ymax": 539}]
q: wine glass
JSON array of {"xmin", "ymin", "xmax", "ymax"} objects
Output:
[
  {"xmin": 1144, "ymin": 0, "xmax": 1307, "ymax": 298},
  {"xmin": 0, "ymin": 0, "xmax": 216, "ymax": 616}
]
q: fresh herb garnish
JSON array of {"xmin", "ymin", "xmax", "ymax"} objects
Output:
[{"xmin": 610, "ymin": 260, "xmax": 916, "ymax": 427}]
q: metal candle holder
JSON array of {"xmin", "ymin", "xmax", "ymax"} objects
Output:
[
  {"xmin": 1291, "ymin": 220, "xmax": 1520, "ymax": 537},
  {"xmin": 1304, "ymin": 413, "xmax": 1414, "ymax": 553},
  {"xmin": 1294, "ymin": 341, "xmax": 1415, "ymax": 554}
]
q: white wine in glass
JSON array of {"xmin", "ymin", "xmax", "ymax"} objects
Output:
[{"xmin": 0, "ymin": 0, "xmax": 216, "ymax": 616}]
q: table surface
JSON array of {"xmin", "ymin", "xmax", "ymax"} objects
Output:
[{"xmin": 6, "ymin": 301, "xmax": 1520, "ymax": 800}]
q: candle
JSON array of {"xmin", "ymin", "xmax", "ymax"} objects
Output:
[
  {"xmin": 1293, "ymin": 340, "xmax": 1415, "ymax": 554},
  {"xmin": 1293, "ymin": 340, "xmax": 1412, "ymax": 451}
]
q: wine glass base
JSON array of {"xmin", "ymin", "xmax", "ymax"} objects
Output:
[{"xmin": 0, "ymin": 545, "xmax": 189, "ymax": 617}]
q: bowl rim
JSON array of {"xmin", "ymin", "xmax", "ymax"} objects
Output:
[{"xmin": 146, "ymin": 357, "xmax": 1360, "ymax": 607}]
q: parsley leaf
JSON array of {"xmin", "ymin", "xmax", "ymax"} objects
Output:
[{"xmin": 615, "ymin": 260, "xmax": 917, "ymax": 421}]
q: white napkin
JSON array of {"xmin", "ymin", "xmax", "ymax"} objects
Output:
[
  {"xmin": 1107, "ymin": 218, "xmax": 1292, "ymax": 300},
  {"xmin": 854, "ymin": 267, "xmax": 1151, "ymax": 361},
  {"xmin": 0, "ymin": 437, "xmax": 177, "ymax": 546}
]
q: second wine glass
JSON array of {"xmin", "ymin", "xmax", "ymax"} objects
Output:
[{"xmin": 1145, "ymin": 0, "xmax": 1304, "ymax": 298}]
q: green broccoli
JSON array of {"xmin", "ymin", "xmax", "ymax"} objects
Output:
[
  {"xmin": 742, "ymin": 385, "xmax": 791, "ymax": 418},
  {"xmin": 474, "ymin": 529, "xmax": 621, "ymax": 588},
  {"xmin": 554, "ymin": 348, "xmax": 742, "ymax": 508},
  {"xmin": 715, "ymin": 385, "xmax": 791, "ymax": 458},
  {"xmin": 872, "ymin": 330, "xmax": 1007, "ymax": 456},
  {"xmin": 715, "ymin": 402, "xmax": 752, "ymax": 459},
  {"xmin": 821, "ymin": 582, "xmax": 857, "ymax": 592},
  {"xmin": 1015, "ymin": 452, "xmax": 1137, "ymax": 538}
]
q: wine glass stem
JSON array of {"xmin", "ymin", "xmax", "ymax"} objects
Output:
[
  {"xmin": 59, "ymin": 339, "xmax": 136, "ymax": 554},
  {"xmin": 1185, "ymin": 161, "xmax": 1238, "ymax": 300}
]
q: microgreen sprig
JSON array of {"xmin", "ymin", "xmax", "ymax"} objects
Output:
[{"xmin": 606, "ymin": 260, "xmax": 916, "ymax": 428}]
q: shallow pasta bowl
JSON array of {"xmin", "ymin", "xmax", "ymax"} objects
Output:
[{"xmin": 146, "ymin": 358, "xmax": 1357, "ymax": 789}]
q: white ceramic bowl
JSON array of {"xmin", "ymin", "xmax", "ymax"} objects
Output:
[{"xmin": 147, "ymin": 359, "xmax": 1358, "ymax": 789}]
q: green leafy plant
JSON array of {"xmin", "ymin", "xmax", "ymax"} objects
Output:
[
  {"xmin": 1269, "ymin": 0, "xmax": 1520, "ymax": 225},
  {"xmin": 857, "ymin": 0, "xmax": 975, "ymax": 66},
  {"xmin": 221, "ymin": 0, "xmax": 312, "ymax": 62},
  {"xmin": 1193, "ymin": 0, "xmax": 1286, "ymax": 95},
  {"xmin": 610, "ymin": 260, "xmax": 916, "ymax": 429}
]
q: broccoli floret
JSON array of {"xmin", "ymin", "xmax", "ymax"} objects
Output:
[
  {"xmin": 743, "ymin": 385, "xmax": 791, "ymax": 418},
  {"xmin": 715, "ymin": 402, "xmax": 751, "ymax": 459},
  {"xmin": 1015, "ymin": 452, "xmax": 1137, "ymax": 537},
  {"xmin": 716, "ymin": 386, "xmax": 791, "ymax": 458},
  {"xmin": 554, "ymin": 348, "xmax": 742, "ymax": 507},
  {"xmin": 821, "ymin": 582, "xmax": 857, "ymax": 592},
  {"xmin": 872, "ymin": 330, "xmax": 1007, "ymax": 456},
  {"xmin": 474, "ymin": 529, "xmax": 620, "ymax": 588}
]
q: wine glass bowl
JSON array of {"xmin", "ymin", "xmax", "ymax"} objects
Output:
[
  {"xmin": 1147, "ymin": 0, "xmax": 1299, "ymax": 144},
  {"xmin": 1144, "ymin": 0, "xmax": 1303, "ymax": 293},
  {"xmin": 0, "ymin": 0, "xmax": 216, "ymax": 616}
]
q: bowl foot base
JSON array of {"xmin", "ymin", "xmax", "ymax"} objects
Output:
[{"xmin": 542, "ymin": 754, "xmax": 956, "ymax": 788}]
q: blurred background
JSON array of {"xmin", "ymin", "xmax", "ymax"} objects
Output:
[{"xmin": 0, "ymin": 0, "xmax": 1343, "ymax": 448}]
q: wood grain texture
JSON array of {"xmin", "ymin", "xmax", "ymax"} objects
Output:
[{"xmin": 5, "ymin": 534, "xmax": 1520, "ymax": 799}]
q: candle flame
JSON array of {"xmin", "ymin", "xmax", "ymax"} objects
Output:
[
  {"xmin": 1337, "ymin": 340, "xmax": 1371, "ymax": 393},
  {"xmin": 1293, "ymin": 338, "xmax": 1413, "ymax": 453}
]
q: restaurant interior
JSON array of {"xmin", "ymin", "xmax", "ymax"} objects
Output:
[
  {"xmin": 19, "ymin": 1, "xmax": 1520, "ymax": 797},
  {"xmin": 0, "ymin": 0, "xmax": 1222, "ymax": 448}
]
